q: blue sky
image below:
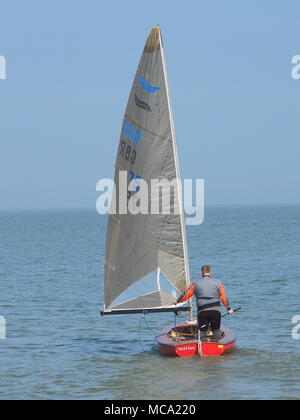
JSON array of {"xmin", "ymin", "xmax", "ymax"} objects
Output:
[{"xmin": 0, "ymin": 0, "xmax": 299, "ymax": 209}]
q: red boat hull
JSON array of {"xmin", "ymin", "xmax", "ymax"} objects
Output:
[{"xmin": 156, "ymin": 322, "xmax": 236, "ymax": 357}]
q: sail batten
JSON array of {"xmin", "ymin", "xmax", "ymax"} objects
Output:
[{"xmin": 103, "ymin": 27, "xmax": 190, "ymax": 311}]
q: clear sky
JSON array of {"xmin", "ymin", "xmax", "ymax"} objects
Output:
[{"xmin": 0, "ymin": 0, "xmax": 299, "ymax": 209}]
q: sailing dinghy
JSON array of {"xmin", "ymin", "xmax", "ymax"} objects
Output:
[{"xmin": 100, "ymin": 26, "xmax": 236, "ymax": 357}]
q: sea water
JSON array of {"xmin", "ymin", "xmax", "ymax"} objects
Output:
[{"xmin": 0, "ymin": 205, "xmax": 299, "ymax": 400}]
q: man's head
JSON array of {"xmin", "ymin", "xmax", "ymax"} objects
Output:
[{"xmin": 201, "ymin": 265, "xmax": 212, "ymax": 276}]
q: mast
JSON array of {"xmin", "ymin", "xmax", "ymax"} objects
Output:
[{"xmin": 157, "ymin": 27, "xmax": 193, "ymax": 320}]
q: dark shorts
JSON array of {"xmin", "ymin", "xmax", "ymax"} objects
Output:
[{"xmin": 197, "ymin": 310, "xmax": 221, "ymax": 331}]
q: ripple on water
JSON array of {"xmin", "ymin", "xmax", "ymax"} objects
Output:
[{"xmin": 1, "ymin": 208, "xmax": 300, "ymax": 399}]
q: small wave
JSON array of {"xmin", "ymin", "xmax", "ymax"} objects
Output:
[{"xmin": 238, "ymin": 347, "xmax": 300, "ymax": 364}]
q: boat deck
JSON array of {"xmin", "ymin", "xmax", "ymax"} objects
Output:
[{"xmin": 156, "ymin": 320, "xmax": 236, "ymax": 357}]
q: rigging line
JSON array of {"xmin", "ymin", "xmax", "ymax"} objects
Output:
[
  {"xmin": 143, "ymin": 314, "xmax": 157, "ymax": 334},
  {"xmin": 138, "ymin": 313, "xmax": 156, "ymax": 353},
  {"xmin": 199, "ymin": 307, "xmax": 242, "ymax": 329},
  {"xmin": 138, "ymin": 314, "xmax": 146, "ymax": 352},
  {"xmin": 152, "ymin": 335, "xmax": 158, "ymax": 349},
  {"xmin": 139, "ymin": 313, "xmax": 165, "ymax": 352}
]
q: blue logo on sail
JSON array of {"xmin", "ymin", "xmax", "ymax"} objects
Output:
[
  {"xmin": 134, "ymin": 94, "xmax": 151, "ymax": 112},
  {"xmin": 138, "ymin": 77, "xmax": 160, "ymax": 93}
]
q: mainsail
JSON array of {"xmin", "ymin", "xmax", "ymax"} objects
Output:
[{"xmin": 102, "ymin": 27, "xmax": 190, "ymax": 314}]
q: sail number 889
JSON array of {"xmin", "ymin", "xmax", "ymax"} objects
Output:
[{"xmin": 119, "ymin": 140, "xmax": 136, "ymax": 165}]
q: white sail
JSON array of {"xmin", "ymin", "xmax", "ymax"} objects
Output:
[{"xmin": 103, "ymin": 27, "xmax": 190, "ymax": 312}]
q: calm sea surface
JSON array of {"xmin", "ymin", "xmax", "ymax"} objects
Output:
[{"xmin": 0, "ymin": 206, "xmax": 299, "ymax": 400}]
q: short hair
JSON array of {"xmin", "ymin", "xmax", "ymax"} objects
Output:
[{"xmin": 201, "ymin": 265, "xmax": 212, "ymax": 274}]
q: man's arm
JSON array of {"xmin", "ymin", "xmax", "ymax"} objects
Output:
[
  {"xmin": 176, "ymin": 283, "xmax": 195, "ymax": 304},
  {"xmin": 219, "ymin": 282, "xmax": 233, "ymax": 313}
]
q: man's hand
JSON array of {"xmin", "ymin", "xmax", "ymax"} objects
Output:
[
  {"xmin": 173, "ymin": 300, "xmax": 178, "ymax": 306},
  {"xmin": 227, "ymin": 308, "xmax": 234, "ymax": 315}
]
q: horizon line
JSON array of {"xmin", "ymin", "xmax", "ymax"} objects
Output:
[{"xmin": 0, "ymin": 202, "xmax": 300, "ymax": 213}]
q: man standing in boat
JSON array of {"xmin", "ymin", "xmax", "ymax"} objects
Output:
[{"xmin": 175, "ymin": 265, "xmax": 233, "ymax": 340}]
